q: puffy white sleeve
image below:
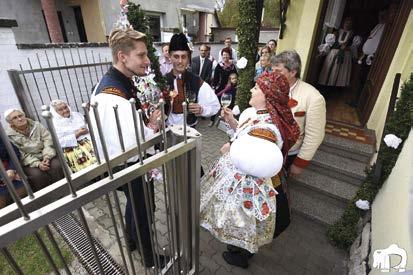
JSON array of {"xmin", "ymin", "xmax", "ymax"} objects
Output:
[
  {"xmin": 198, "ymin": 82, "xmax": 220, "ymax": 117},
  {"xmin": 230, "ymin": 129, "xmax": 283, "ymax": 178}
]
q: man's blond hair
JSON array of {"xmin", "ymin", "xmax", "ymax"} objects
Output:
[{"xmin": 109, "ymin": 28, "xmax": 147, "ymax": 64}]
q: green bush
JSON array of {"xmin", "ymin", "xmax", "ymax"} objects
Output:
[{"xmin": 327, "ymin": 73, "xmax": 413, "ymax": 249}]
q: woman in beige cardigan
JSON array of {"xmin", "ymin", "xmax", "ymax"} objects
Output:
[{"xmin": 5, "ymin": 109, "xmax": 64, "ymax": 191}]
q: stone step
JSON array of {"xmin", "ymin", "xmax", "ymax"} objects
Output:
[
  {"xmin": 289, "ymin": 183, "xmax": 347, "ymax": 226},
  {"xmin": 319, "ymin": 134, "xmax": 375, "ymax": 163},
  {"xmin": 289, "ymin": 169, "xmax": 359, "ymax": 203},
  {"xmin": 309, "ymin": 150, "xmax": 368, "ymax": 185}
]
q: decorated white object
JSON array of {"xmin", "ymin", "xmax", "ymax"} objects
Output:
[
  {"xmin": 236, "ymin": 57, "xmax": 248, "ymax": 69},
  {"xmin": 384, "ymin": 134, "xmax": 402, "ymax": 149},
  {"xmin": 232, "ymin": 105, "xmax": 240, "ymax": 116},
  {"xmin": 230, "ymin": 134, "xmax": 283, "ymax": 178},
  {"xmin": 355, "ymin": 199, "xmax": 370, "ymax": 210}
]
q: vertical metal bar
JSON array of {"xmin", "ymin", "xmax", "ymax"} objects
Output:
[
  {"xmin": 44, "ymin": 225, "xmax": 72, "ymax": 275},
  {"xmin": 161, "ymin": 163, "xmax": 178, "ymax": 274},
  {"xmin": 53, "ymin": 49, "xmax": 71, "ymax": 106},
  {"xmin": 33, "ymin": 231, "xmax": 61, "ymax": 274},
  {"xmin": 91, "ymin": 50, "xmax": 100, "ymax": 81},
  {"xmin": 129, "ymin": 100, "xmax": 159, "ymax": 273},
  {"xmin": 176, "ymin": 153, "xmax": 189, "ymax": 274},
  {"xmin": 45, "ymin": 50, "xmax": 69, "ymax": 104},
  {"xmin": 159, "ymin": 100, "xmax": 168, "ymax": 152},
  {"xmin": 36, "ymin": 52, "xmax": 52, "ymax": 101},
  {"xmin": 83, "ymin": 49, "xmax": 94, "ymax": 101},
  {"xmin": 76, "ymin": 208, "xmax": 105, "ymax": 274},
  {"xmin": 90, "ymin": 102, "xmax": 113, "ymax": 179},
  {"xmin": 27, "ymin": 57, "xmax": 45, "ymax": 105},
  {"xmin": 61, "ymin": 47, "xmax": 80, "ymax": 109},
  {"xmin": 69, "ymin": 48, "xmax": 85, "ymax": 104},
  {"xmin": 0, "ymin": 120, "xmax": 34, "ymax": 198},
  {"xmin": 82, "ymin": 103, "xmax": 101, "ymax": 164},
  {"xmin": 170, "ymin": 159, "xmax": 181, "ymax": 272},
  {"xmin": 0, "ymin": 158, "xmax": 29, "ymax": 220},
  {"xmin": 18, "ymin": 65, "xmax": 40, "ymax": 121},
  {"xmin": 1, "ymin": 248, "xmax": 24, "ymax": 275},
  {"xmin": 112, "ymin": 190, "xmax": 137, "ymax": 275},
  {"xmin": 42, "ymin": 111, "xmax": 76, "ymax": 197},
  {"xmin": 113, "ymin": 105, "xmax": 125, "ymax": 153},
  {"xmin": 7, "ymin": 69, "xmax": 37, "ymax": 120},
  {"xmin": 182, "ymin": 102, "xmax": 188, "ymax": 143},
  {"xmin": 98, "ymin": 53, "xmax": 105, "ymax": 75},
  {"xmin": 137, "ymin": 112, "xmax": 163, "ymax": 272},
  {"xmin": 77, "ymin": 48, "xmax": 90, "ymax": 100},
  {"xmin": 189, "ymin": 146, "xmax": 201, "ymax": 274},
  {"xmin": 105, "ymin": 193, "xmax": 129, "ymax": 275}
]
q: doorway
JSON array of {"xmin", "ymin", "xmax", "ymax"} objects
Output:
[
  {"xmin": 306, "ymin": 0, "xmax": 408, "ymax": 127},
  {"xmin": 73, "ymin": 6, "xmax": 88, "ymax": 42}
]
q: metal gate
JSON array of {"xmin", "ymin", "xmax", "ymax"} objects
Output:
[
  {"xmin": 0, "ymin": 99, "xmax": 201, "ymax": 274},
  {"xmin": 7, "ymin": 47, "xmax": 112, "ymax": 121}
]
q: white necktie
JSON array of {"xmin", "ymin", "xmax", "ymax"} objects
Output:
[{"xmin": 199, "ymin": 58, "xmax": 204, "ymax": 75}]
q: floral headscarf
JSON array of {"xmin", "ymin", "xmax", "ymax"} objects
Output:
[{"xmin": 256, "ymin": 71, "xmax": 300, "ymax": 155}]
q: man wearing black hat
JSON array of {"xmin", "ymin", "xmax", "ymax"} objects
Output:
[{"xmin": 165, "ymin": 33, "xmax": 220, "ymax": 127}]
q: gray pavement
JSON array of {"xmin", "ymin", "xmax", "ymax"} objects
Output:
[{"xmin": 77, "ymin": 118, "xmax": 348, "ymax": 275}]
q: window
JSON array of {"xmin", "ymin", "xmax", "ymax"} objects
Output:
[{"xmin": 146, "ymin": 14, "xmax": 161, "ymax": 42}]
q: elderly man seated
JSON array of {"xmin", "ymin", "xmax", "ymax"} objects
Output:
[{"xmin": 5, "ymin": 109, "xmax": 64, "ymax": 191}]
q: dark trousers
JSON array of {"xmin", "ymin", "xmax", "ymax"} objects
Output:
[
  {"xmin": 122, "ymin": 173, "xmax": 156, "ymax": 265},
  {"xmin": 284, "ymin": 154, "xmax": 297, "ymax": 172},
  {"xmin": 23, "ymin": 157, "xmax": 64, "ymax": 191},
  {"xmin": 352, "ymin": 63, "xmax": 371, "ymax": 106}
]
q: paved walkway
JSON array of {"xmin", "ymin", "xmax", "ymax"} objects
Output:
[{"xmin": 78, "ymin": 118, "xmax": 348, "ymax": 275}]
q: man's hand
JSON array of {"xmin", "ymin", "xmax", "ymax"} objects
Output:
[
  {"xmin": 188, "ymin": 103, "xmax": 203, "ymax": 116},
  {"xmin": 149, "ymin": 109, "xmax": 161, "ymax": 125},
  {"xmin": 6, "ymin": 170, "xmax": 16, "ymax": 180},
  {"xmin": 42, "ymin": 158, "xmax": 50, "ymax": 167},
  {"xmin": 75, "ymin": 127, "xmax": 89, "ymax": 138},
  {"xmin": 289, "ymin": 164, "xmax": 304, "ymax": 178},
  {"xmin": 220, "ymin": 143, "xmax": 231, "ymax": 155},
  {"xmin": 39, "ymin": 163, "xmax": 50, "ymax": 171},
  {"xmin": 221, "ymin": 107, "xmax": 234, "ymax": 123}
]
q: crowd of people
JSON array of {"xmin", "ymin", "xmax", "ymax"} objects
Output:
[{"xmin": 0, "ymin": 26, "xmax": 326, "ymax": 270}]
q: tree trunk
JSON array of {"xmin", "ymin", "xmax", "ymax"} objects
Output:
[{"xmin": 236, "ymin": 0, "xmax": 264, "ymax": 111}]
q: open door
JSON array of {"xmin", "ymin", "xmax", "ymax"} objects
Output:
[
  {"xmin": 306, "ymin": 0, "xmax": 412, "ymax": 127},
  {"xmin": 357, "ymin": 0, "xmax": 413, "ymax": 125}
]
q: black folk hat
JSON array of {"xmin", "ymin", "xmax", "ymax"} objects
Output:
[{"xmin": 169, "ymin": 33, "xmax": 191, "ymax": 52}]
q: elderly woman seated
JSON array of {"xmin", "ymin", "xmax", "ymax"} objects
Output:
[
  {"xmin": 50, "ymin": 100, "xmax": 96, "ymax": 173},
  {"xmin": 5, "ymin": 109, "xmax": 64, "ymax": 191},
  {"xmin": 0, "ymin": 138, "xmax": 26, "ymax": 208}
]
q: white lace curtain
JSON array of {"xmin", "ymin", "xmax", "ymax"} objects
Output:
[{"xmin": 324, "ymin": 0, "xmax": 347, "ymax": 29}]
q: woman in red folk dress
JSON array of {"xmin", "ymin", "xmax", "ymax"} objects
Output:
[{"xmin": 200, "ymin": 71, "xmax": 300, "ymax": 268}]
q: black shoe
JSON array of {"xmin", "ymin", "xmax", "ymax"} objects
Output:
[
  {"xmin": 226, "ymin": 245, "xmax": 254, "ymax": 259},
  {"xmin": 222, "ymin": 251, "xmax": 249, "ymax": 269},
  {"xmin": 127, "ymin": 239, "xmax": 137, "ymax": 252},
  {"xmin": 143, "ymin": 254, "xmax": 170, "ymax": 268}
]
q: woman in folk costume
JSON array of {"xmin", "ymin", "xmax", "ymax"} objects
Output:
[
  {"xmin": 318, "ymin": 17, "xmax": 354, "ymax": 88},
  {"xmin": 50, "ymin": 100, "xmax": 96, "ymax": 173},
  {"xmin": 200, "ymin": 71, "xmax": 300, "ymax": 268}
]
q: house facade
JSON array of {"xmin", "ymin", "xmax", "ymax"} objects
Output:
[
  {"xmin": 277, "ymin": 0, "xmax": 413, "ymax": 272},
  {"xmin": 0, "ymin": 0, "xmax": 218, "ymax": 44}
]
